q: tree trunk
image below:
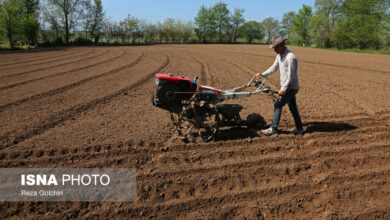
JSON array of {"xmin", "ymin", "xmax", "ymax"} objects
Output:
[
  {"xmin": 234, "ymin": 26, "xmax": 238, "ymax": 43},
  {"xmin": 94, "ymin": 35, "xmax": 100, "ymax": 43},
  {"xmin": 55, "ymin": 26, "xmax": 59, "ymax": 42},
  {"xmin": 8, "ymin": 28, "xmax": 13, "ymax": 48},
  {"xmin": 6, "ymin": 11, "xmax": 14, "ymax": 48},
  {"xmin": 65, "ymin": 14, "xmax": 69, "ymax": 45},
  {"xmin": 219, "ymin": 27, "xmax": 222, "ymax": 43}
]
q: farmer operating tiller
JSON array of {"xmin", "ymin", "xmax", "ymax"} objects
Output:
[{"xmin": 257, "ymin": 34, "xmax": 303, "ymax": 136}]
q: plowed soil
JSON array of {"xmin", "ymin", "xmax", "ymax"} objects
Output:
[{"xmin": 1, "ymin": 45, "xmax": 390, "ymax": 219}]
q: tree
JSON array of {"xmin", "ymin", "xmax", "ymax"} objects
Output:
[
  {"xmin": 122, "ymin": 13, "xmax": 138, "ymax": 44},
  {"xmin": 182, "ymin": 21, "xmax": 193, "ymax": 43},
  {"xmin": 311, "ymin": 0, "xmax": 341, "ymax": 47},
  {"xmin": 47, "ymin": 0, "xmax": 87, "ymax": 44},
  {"xmin": 82, "ymin": 0, "xmax": 92, "ymax": 40},
  {"xmin": 21, "ymin": 0, "xmax": 40, "ymax": 45},
  {"xmin": 143, "ymin": 23, "xmax": 156, "ymax": 43},
  {"xmin": 106, "ymin": 19, "xmax": 122, "ymax": 43},
  {"xmin": 194, "ymin": 4, "xmax": 216, "ymax": 43},
  {"xmin": 42, "ymin": 3, "xmax": 62, "ymax": 43},
  {"xmin": 174, "ymin": 19, "xmax": 193, "ymax": 43},
  {"xmin": 262, "ymin": 17, "xmax": 280, "ymax": 43},
  {"xmin": 212, "ymin": 2, "xmax": 230, "ymax": 42},
  {"xmin": 164, "ymin": 18, "xmax": 175, "ymax": 43},
  {"xmin": 337, "ymin": 0, "xmax": 389, "ymax": 49},
  {"xmin": 0, "ymin": 0, "xmax": 23, "ymax": 48},
  {"xmin": 118, "ymin": 20, "xmax": 128, "ymax": 43},
  {"xmin": 231, "ymin": 8, "xmax": 245, "ymax": 43},
  {"xmin": 156, "ymin": 21, "xmax": 165, "ymax": 43},
  {"xmin": 293, "ymin": 5, "xmax": 313, "ymax": 46},
  {"xmin": 239, "ymin": 20, "xmax": 264, "ymax": 43},
  {"xmin": 134, "ymin": 19, "xmax": 146, "ymax": 44},
  {"xmin": 280, "ymin": 11, "xmax": 296, "ymax": 40},
  {"xmin": 102, "ymin": 18, "xmax": 114, "ymax": 43},
  {"xmin": 87, "ymin": 0, "xmax": 104, "ymax": 43},
  {"xmin": 383, "ymin": 7, "xmax": 390, "ymax": 46},
  {"xmin": 333, "ymin": 15, "xmax": 351, "ymax": 48}
]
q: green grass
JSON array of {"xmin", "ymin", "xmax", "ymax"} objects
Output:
[
  {"xmin": 0, "ymin": 43, "xmax": 36, "ymax": 51},
  {"xmin": 291, "ymin": 45, "xmax": 390, "ymax": 55}
]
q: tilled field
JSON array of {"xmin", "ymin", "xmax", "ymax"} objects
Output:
[{"xmin": 0, "ymin": 45, "xmax": 390, "ymax": 219}]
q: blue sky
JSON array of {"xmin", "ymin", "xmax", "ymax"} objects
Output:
[{"xmin": 101, "ymin": 0, "xmax": 315, "ymax": 23}]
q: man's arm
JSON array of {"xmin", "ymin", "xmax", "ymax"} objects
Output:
[{"xmin": 259, "ymin": 57, "xmax": 279, "ymax": 77}]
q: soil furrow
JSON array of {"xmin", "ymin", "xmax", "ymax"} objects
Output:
[
  {"xmin": 175, "ymin": 179, "xmax": 390, "ymax": 219},
  {"xmin": 0, "ymin": 51, "xmax": 125, "ymax": 91},
  {"xmin": 225, "ymin": 57, "xmax": 375, "ymax": 115},
  {"xmin": 0, "ymin": 49, "xmax": 95, "ymax": 74},
  {"xmin": 0, "ymin": 49, "xmax": 77, "ymax": 67},
  {"xmin": 162, "ymin": 122, "xmax": 389, "ymax": 153},
  {"xmin": 191, "ymin": 55, "xmax": 212, "ymax": 85},
  {"xmin": 141, "ymin": 142, "xmax": 390, "ymax": 179},
  {"xmin": 144, "ymin": 137, "xmax": 390, "ymax": 171},
  {"xmin": 223, "ymin": 50, "xmax": 390, "ymax": 74},
  {"xmin": 111, "ymin": 167, "xmax": 390, "ymax": 218},
  {"xmin": 1, "ymin": 127, "xmax": 388, "ymax": 169},
  {"xmin": 0, "ymin": 45, "xmax": 389, "ymax": 219},
  {"xmin": 0, "ymin": 50, "xmax": 104, "ymax": 78},
  {"xmin": 133, "ymin": 163, "xmax": 390, "ymax": 207},
  {"xmin": 0, "ymin": 51, "xmax": 143, "ymax": 111},
  {"xmin": 2, "ymin": 52, "xmax": 170, "ymax": 147},
  {"xmin": 225, "ymin": 60, "xmax": 283, "ymax": 91}
]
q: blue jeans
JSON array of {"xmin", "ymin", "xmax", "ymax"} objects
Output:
[{"xmin": 271, "ymin": 89, "xmax": 303, "ymax": 130}]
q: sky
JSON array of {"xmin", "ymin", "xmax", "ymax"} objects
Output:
[{"xmin": 101, "ymin": 0, "xmax": 315, "ymax": 23}]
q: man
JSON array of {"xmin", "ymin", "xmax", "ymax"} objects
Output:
[{"xmin": 256, "ymin": 34, "xmax": 303, "ymax": 136}]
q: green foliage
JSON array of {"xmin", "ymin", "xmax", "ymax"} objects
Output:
[
  {"xmin": 20, "ymin": 0, "xmax": 40, "ymax": 45},
  {"xmin": 23, "ymin": 0, "xmax": 39, "ymax": 15},
  {"xmin": 310, "ymin": 0, "xmax": 341, "ymax": 47},
  {"xmin": 281, "ymin": 11, "xmax": 296, "ymax": 39},
  {"xmin": 212, "ymin": 2, "xmax": 230, "ymax": 42},
  {"xmin": 261, "ymin": 17, "xmax": 280, "ymax": 43},
  {"xmin": 194, "ymin": 4, "xmax": 216, "ymax": 43},
  {"xmin": 48, "ymin": 0, "xmax": 87, "ymax": 44},
  {"xmin": 0, "ymin": 0, "xmax": 23, "ymax": 48},
  {"xmin": 292, "ymin": 5, "xmax": 313, "ymax": 46},
  {"xmin": 120, "ymin": 14, "xmax": 138, "ymax": 43},
  {"xmin": 338, "ymin": 0, "xmax": 388, "ymax": 49},
  {"xmin": 296, "ymin": 45, "xmax": 390, "ymax": 55},
  {"xmin": 231, "ymin": 8, "xmax": 245, "ymax": 43},
  {"xmin": 88, "ymin": 0, "xmax": 104, "ymax": 43},
  {"xmin": 194, "ymin": 2, "xmax": 246, "ymax": 43},
  {"xmin": 1, "ymin": 0, "xmax": 389, "ymax": 51},
  {"xmin": 42, "ymin": 2, "xmax": 62, "ymax": 43},
  {"xmin": 239, "ymin": 20, "xmax": 264, "ymax": 43},
  {"xmin": 384, "ymin": 11, "xmax": 390, "ymax": 46},
  {"xmin": 22, "ymin": 14, "xmax": 39, "ymax": 44},
  {"xmin": 142, "ymin": 23, "xmax": 157, "ymax": 44}
]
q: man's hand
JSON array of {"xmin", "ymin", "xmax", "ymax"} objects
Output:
[
  {"xmin": 255, "ymin": 73, "xmax": 263, "ymax": 78},
  {"xmin": 278, "ymin": 90, "xmax": 285, "ymax": 96}
]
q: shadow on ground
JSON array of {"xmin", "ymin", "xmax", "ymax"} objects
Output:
[
  {"xmin": 215, "ymin": 121, "xmax": 358, "ymax": 140},
  {"xmin": 216, "ymin": 127, "xmax": 260, "ymax": 141},
  {"xmin": 303, "ymin": 121, "xmax": 358, "ymax": 133}
]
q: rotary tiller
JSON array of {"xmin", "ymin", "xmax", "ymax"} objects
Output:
[{"xmin": 151, "ymin": 73, "xmax": 277, "ymax": 143}]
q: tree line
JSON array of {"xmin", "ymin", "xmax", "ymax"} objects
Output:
[
  {"xmin": 0, "ymin": 0, "xmax": 389, "ymax": 50},
  {"xmin": 194, "ymin": 0, "xmax": 390, "ymax": 49}
]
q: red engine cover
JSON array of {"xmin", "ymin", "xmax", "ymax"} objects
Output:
[{"xmin": 155, "ymin": 73, "xmax": 194, "ymax": 84}]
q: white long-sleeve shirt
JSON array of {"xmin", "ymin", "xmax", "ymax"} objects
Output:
[{"xmin": 262, "ymin": 48, "xmax": 300, "ymax": 92}]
